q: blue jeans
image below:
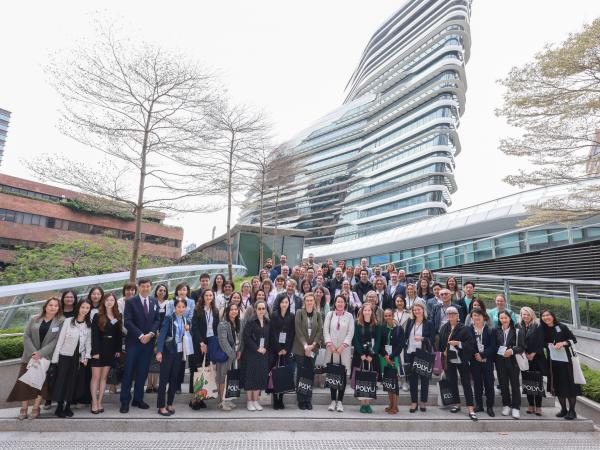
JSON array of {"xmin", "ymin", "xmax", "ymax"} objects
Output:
[{"xmin": 120, "ymin": 342, "xmax": 154, "ymax": 406}]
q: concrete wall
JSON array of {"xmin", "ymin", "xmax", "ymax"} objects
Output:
[{"xmin": 0, "ymin": 359, "xmax": 21, "ymax": 408}]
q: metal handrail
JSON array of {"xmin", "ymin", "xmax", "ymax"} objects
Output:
[
  {"xmin": 435, "ymin": 271, "xmax": 600, "ymax": 287},
  {"xmin": 578, "ymin": 351, "xmax": 600, "ymax": 364}
]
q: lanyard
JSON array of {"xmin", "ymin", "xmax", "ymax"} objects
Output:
[
  {"xmin": 205, "ymin": 310, "xmax": 213, "ymax": 329},
  {"xmin": 395, "ymin": 310, "xmax": 404, "ymax": 325},
  {"xmin": 503, "ymin": 328, "xmax": 509, "ymax": 346},
  {"xmin": 386, "ymin": 327, "xmax": 393, "ymax": 345},
  {"xmin": 413, "ymin": 321, "xmax": 422, "ymax": 337}
]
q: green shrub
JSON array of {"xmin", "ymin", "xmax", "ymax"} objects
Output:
[
  {"xmin": 0, "ymin": 327, "xmax": 25, "ymax": 335},
  {"xmin": 0, "ymin": 336, "xmax": 23, "ymax": 360},
  {"xmin": 581, "ymin": 365, "xmax": 600, "ymax": 403}
]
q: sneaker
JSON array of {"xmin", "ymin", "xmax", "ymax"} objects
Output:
[
  {"xmin": 402, "ymin": 383, "xmax": 409, "ymax": 392},
  {"xmin": 502, "ymin": 406, "xmax": 511, "ymax": 416},
  {"xmin": 220, "ymin": 402, "xmax": 232, "ymax": 411},
  {"xmin": 226, "ymin": 400, "xmax": 237, "ymax": 409},
  {"xmin": 511, "ymin": 408, "xmax": 520, "ymax": 419},
  {"xmin": 336, "ymin": 401, "xmax": 344, "ymax": 412},
  {"xmin": 328, "ymin": 401, "xmax": 337, "ymax": 412},
  {"xmin": 254, "ymin": 401, "xmax": 263, "ymax": 411},
  {"xmin": 247, "ymin": 402, "xmax": 256, "ymax": 411}
]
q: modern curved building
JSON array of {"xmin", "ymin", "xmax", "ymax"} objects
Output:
[{"xmin": 240, "ymin": 0, "xmax": 472, "ymax": 247}]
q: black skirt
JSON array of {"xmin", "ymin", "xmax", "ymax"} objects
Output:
[
  {"xmin": 549, "ymin": 360, "xmax": 582, "ymax": 398},
  {"xmin": 51, "ymin": 352, "xmax": 87, "ymax": 403},
  {"xmin": 242, "ymin": 352, "xmax": 269, "ymax": 391}
]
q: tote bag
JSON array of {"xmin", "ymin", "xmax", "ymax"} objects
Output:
[
  {"xmin": 353, "ymin": 362, "xmax": 377, "ymax": 400},
  {"xmin": 438, "ymin": 378, "xmax": 459, "ymax": 406},
  {"xmin": 412, "ymin": 348, "xmax": 435, "ymax": 379},
  {"xmin": 296, "ymin": 365, "xmax": 315, "ymax": 397},
  {"xmin": 521, "ymin": 370, "xmax": 546, "ymax": 397},
  {"xmin": 224, "ymin": 367, "xmax": 241, "ymax": 399},
  {"xmin": 192, "ymin": 360, "xmax": 218, "ymax": 401},
  {"xmin": 382, "ymin": 365, "xmax": 399, "ymax": 394},
  {"xmin": 324, "ymin": 356, "xmax": 346, "ymax": 390},
  {"xmin": 270, "ymin": 356, "xmax": 296, "ymax": 394},
  {"xmin": 570, "ymin": 342, "xmax": 587, "ymax": 385}
]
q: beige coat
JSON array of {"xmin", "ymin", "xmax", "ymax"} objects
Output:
[{"xmin": 323, "ymin": 311, "xmax": 354, "ymax": 374}]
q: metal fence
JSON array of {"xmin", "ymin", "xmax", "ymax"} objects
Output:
[
  {"xmin": 434, "ymin": 271, "xmax": 600, "ymax": 331},
  {"xmin": 0, "ymin": 264, "xmax": 247, "ymax": 331}
]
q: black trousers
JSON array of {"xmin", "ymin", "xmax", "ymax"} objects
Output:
[
  {"xmin": 446, "ymin": 362, "xmax": 474, "ymax": 406},
  {"xmin": 495, "ymin": 357, "xmax": 521, "ymax": 409},
  {"xmin": 407, "ymin": 353, "xmax": 429, "ymax": 403},
  {"xmin": 157, "ymin": 349, "xmax": 182, "ymax": 408},
  {"xmin": 177, "ymin": 359, "xmax": 186, "ymax": 390},
  {"xmin": 295, "ymin": 355, "xmax": 314, "ymax": 403},
  {"xmin": 470, "ymin": 359, "xmax": 495, "ymax": 408}
]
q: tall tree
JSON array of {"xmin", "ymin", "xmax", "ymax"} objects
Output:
[
  {"xmin": 27, "ymin": 20, "xmax": 221, "ymax": 281},
  {"xmin": 497, "ymin": 18, "xmax": 600, "ymax": 225},
  {"xmin": 205, "ymin": 102, "xmax": 269, "ymax": 281}
]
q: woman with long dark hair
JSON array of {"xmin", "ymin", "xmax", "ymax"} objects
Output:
[
  {"xmin": 495, "ymin": 310, "xmax": 525, "ymax": 419},
  {"xmin": 242, "ymin": 300, "xmax": 270, "ymax": 411},
  {"xmin": 7, "ymin": 297, "xmax": 62, "ymax": 420},
  {"xmin": 540, "ymin": 310, "xmax": 582, "ymax": 420},
  {"xmin": 212, "ymin": 274, "xmax": 226, "ymax": 310},
  {"xmin": 87, "ymin": 286, "xmax": 104, "ymax": 320},
  {"xmin": 217, "ymin": 303, "xmax": 241, "ymax": 411},
  {"xmin": 51, "ymin": 299, "xmax": 92, "ymax": 418},
  {"xmin": 60, "ymin": 290, "xmax": 77, "ymax": 319},
  {"xmin": 269, "ymin": 296, "xmax": 295, "ymax": 410},
  {"xmin": 90, "ymin": 292, "xmax": 122, "ymax": 413}
]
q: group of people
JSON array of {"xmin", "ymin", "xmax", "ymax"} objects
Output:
[{"xmin": 8, "ymin": 255, "xmax": 585, "ymax": 422}]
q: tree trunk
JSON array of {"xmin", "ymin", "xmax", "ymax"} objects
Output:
[
  {"xmin": 226, "ymin": 135, "xmax": 234, "ymax": 282},
  {"xmin": 129, "ymin": 117, "xmax": 151, "ymax": 282},
  {"xmin": 258, "ymin": 171, "xmax": 265, "ymax": 270},
  {"xmin": 271, "ymin": 185, "xmax": 280, "ymax": 262}
]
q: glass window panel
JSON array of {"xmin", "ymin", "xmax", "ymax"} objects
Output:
[
  {"xmin": 371, "ymin": 254, "xmax": 391, "ymax": 265},
  {"xmin": 528, "ymin": 230, "xmax": 550, "ymax": 251},
  {"xmin": 495, "ymin": 233, "xmax": 522, "ymax": 257}
]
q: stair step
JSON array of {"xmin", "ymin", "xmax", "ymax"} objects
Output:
[{"xmin": 0, "ymin": 405, "xmax": 592, "ymax": 433}]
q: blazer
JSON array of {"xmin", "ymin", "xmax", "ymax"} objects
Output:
[
  {"xmin": 51, "ymin": 317, "xmax": 92, "ymax": 363},
  {"xmin": 21, "ymin": 315, "xmax": 63, "ymax": 363},
  {"xmin": 191, "ymin": 307, "xmax": 220, "ymax": 351},
  {"xmin": 124, "ymin": 294, "xmax": 160, "ymax": 346},
  {"xmin": 156, "ymin": 314, "xmax": 189, "ymax": 354},
  {"xmin": 217, "ymin": 320, "xmax": 239, "ymax": 363},
  {"xmin": 166, "ymin": 298, "xmax": 195, "ymax": 323},
  {"xmin": 468, "ymin": 323, "xmax": 497, "ymax": 362},
  {"xmin": 438, "ymin": 322, "xmax": 475, "ymax": 364},
  {"xmin": 242, "ymin": 318, "xmax": 270, "ymax": 353},
  {"xmin": 273, "ymin": 292, "xmax": 303, "ymax": 315},
  {"xmin": 379, "ymin": 325, "xmax": 405, "ymax": 358},
  {"xmin": 374, "ymin": 290, "xmax": 392, "ymax": 311},
  {"xmin": 431, "ymin": 302, "xmax": 464, "ymax": 334},
  {"xmin": 405, "ymin": 319, "xmax": 436, "ymax": 353},
  {"xmin": 494, "ymin": 326, "xmax": 525, "ymax": 366},
  {"xmin": 292, "ymin": 309, "xmax": 323, "ymax": 355},
  {"xmin": 91, "ymin": 314, "xmax": 122, "ymax": 361},
  {"xmin": 353, "ymin": 323, "xmax": 381, "ymax": 357},
  {"xmin": 387, "ymin": 283, "xmax": 406, "ymax": 301},
  {"xmin": 269, "ymin": 310, "xmax": 295, "ymax": 356}
]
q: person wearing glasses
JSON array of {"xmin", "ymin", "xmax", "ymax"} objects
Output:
[
  {"xmin": 242, "ymin": 301, "xmax": 270, "ymax": 411},
  {"xmin": 469, "ymin": 307, "xmax": 497, "ymax": 417}
]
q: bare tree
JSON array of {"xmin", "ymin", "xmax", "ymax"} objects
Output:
[
  {"xmin": 26, "ymin": 20, "xmax": 221, "ymax": 281},
  {"xmin": 496, "ymin": 18, "xmax": 600, "ymax": 225},
  {"xmin": 204, "ymin": 102, "xmax": 270, "ymax": 281}
]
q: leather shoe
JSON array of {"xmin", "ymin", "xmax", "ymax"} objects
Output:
[
  {"xmin": 120, "ymin": 405, "xmax": 129, "ymax": 414},
  {"xmin": 565, "ymin": 410, "xmax": 577, "ymax": 420},
  {"xmin": 298, "ymin": 402, "xmax": 307, "ymax": 410},
  {"xmin": 132, "ymin": 400, "xmax": 150, "ymax": 409},
  {"xmin": 474, "ymin": 405, "xmax": 484, "ymax": 413},
  {"xmin": 487, "ymin": 406, "xmax": 495, "ymax": 417},
  {"xmin": 306, "ymin": 402, "xmax": 312, "ymax": 410}
]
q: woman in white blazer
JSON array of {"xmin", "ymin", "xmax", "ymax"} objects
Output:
[{"xmin": 323, "ymin": 295, "xmax": 355, "ymax": 413}]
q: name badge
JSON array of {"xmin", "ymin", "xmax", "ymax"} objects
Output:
[
  {"xmin": 554, "ymin": 325, "xmax": 561, "ymax": 333},
  {"xmin": 371, "ymin": 338, "xmax": 375, "ymax": 349},
  {"xmin": 307, "ymin": 328, "xmax": 312, "ymax": 337},
  {"xmin": 278, "ymin": 332, "xmax": 287, "ymax": 344},
  {"xmin": 177, "ymin": 341, "xmax": 182, "ymax": 353},
  {"xmin": 110, "ymin": 318, "xmax": 118, "ymax": 325},
  {"xmin": 207, "ymin": 328, "xmax": 214, "ymax": 338},
  {"xmin": 497, "ymin": 345, "xmax": 507, "ymax": 356},
  {"xmin": 51, "ymin": 327, "xmax": 60, "ymax": 332},
  {"xmin": 385, "ymin": 345, "xmax": 392, "ymax": 355},
  {"xmin": 477, "ymin": 342, "xmax": 484, "ymax": 353},
  {"xmin": 259, "ymin": 337, "xmax": 265, "ymax": 349}
]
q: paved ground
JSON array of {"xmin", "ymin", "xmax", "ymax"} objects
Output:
[{"xmin": 0, "ymin": 431, "xmax": 598, "ymax": 449}]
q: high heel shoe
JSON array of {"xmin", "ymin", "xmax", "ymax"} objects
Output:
[
  {"xmin": 17, "ymin": 407, "xmax": 28, "ymax": 420},
  {"xmin": 28, "ymin": 407, "xmax": 40, "ymax": 420}
]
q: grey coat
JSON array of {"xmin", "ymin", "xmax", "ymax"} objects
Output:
[
  {"xmin": 292, "ymin": 309, "xmax": 323, "ymax": 355},
  {"xmin": 217, "ymin": 320, "xmax": 239, "ymax": 364},
  {"xmin": 22, "ymin": 315, "xmax": 63, "ymax": 363}
]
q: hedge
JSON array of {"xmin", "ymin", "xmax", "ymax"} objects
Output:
[
  {"xmin": 0, "ymin": 336, "xmax": 23, "ymax": 361},
  {"xmin": 582, "ymin": 365, "xmax": 600, "ymax": 403}
]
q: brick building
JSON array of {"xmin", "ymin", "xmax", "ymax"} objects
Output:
[{"xmin": 0, "ymin": 174, "xmax": 183, "ymax": 265}]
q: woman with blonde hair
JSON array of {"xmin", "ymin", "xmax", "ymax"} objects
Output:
[{"xmin": 519, "ymin": 306, "xmax": 547, "ymax": 416}]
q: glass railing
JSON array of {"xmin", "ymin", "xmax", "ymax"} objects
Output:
[{"xmin": 0, "ymin": 264, "xmax": 247, "ymax": 330}]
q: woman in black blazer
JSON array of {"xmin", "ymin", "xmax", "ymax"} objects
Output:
[
  {"xmin": 438, "ymin": 306, "xmax": 477, "ymax": 421},
  {"xmin": 379, "ymin": 309, "xmax": 405, "ymax": 414},
  {"xmin": 519, "ymin": 306, "xmax": 547, "ymax": 416},
  {"xmin": 269, "ymin": 296, "xmax": 295, "ymax": 410},
  {"xmin": 189, "ymin": 289, "xmax": 220, "ymax": 409},
  {"xmin": 468, "ymin": 308, "xmax": 497, "ymax": 417},
  {"xmin": 495, "ymin": 310, "xmax": 525, "ymax": 419},
  {"xmin": 404, "ymin": 301, "xmax": 435, "ymax": 413},
  {"xmin": 241, "ymin": 301, "xmax": 270, "ymax": 411}
]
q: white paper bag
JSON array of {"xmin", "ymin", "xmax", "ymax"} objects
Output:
[{"xmin": 19, "ymin": 358, "xmax": 51, "ymax": 390}]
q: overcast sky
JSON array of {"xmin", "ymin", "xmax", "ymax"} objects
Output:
[{"xmin": 2, "ymin": 0, "xmax": 600, "ymax": 252}]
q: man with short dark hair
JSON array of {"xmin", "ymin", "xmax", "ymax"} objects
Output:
[
  {"xmin": 269, "ymin": 254, "xmax": 287, "ymax": 281},
  {"xmin": 190, "ymin": 273, "xmax": 211, "ymax": 304},
  {"xmin": 353, "ymin": 269, "xmax": 374, "ymax": 303},
  {"xmin": 387, "ymin": 272, "xmax": 406, "ymax": 300},
  {"xmin": 120, "ymin": 278, "xmax": 160, "ymax": 413},
  {"xmin": 328, "ymin": 267, "xmax": 345, "ymax": 297},
  {"xmin": 273, "ymin": 279, "xmax": 302, "ymax": 314},
  {"xmin": 456, "ymin": 281, "xmax": 476, "ymax": 322}
]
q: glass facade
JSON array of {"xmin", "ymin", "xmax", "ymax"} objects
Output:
[
  {"xmin": 0, "ymin": 108, "xmax": 9, "ymax": 167},
  {"xmin": 240, "ymin": 1, "xmax": 471, "ymax": 248}
]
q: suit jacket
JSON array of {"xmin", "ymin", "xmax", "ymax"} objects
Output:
[
  {"xmin": 269, "ymin": 310, "xmax": 295, "ymax": 358},
  {"xmin": 273, "ymin": 292, "xmax": 303, "ymax": 314},
  {"xmin": 91, "ymin": 314, "xmax": 122, "ymax": 360},
  {"xmin": 468, "ymin": 323, "xmax": 497, "ymax": 362},
  {"xmin": 374, "ymin": 290, "xmax": 392, "ymax": 311},
  {"xmin": 292, "ymin": 309, "xmax": 323, "ymax": 355},
  {"xmin": 494, "ymin": 326, "xmax": 525, "ymax": 366},
  {"xmin": 191, "ymin": 307, "xmax": 220, "ymax": 350},
  {"xmin": 386, "ymin": 283, "xmax": 406, "ymax": 301},
  {"xmin": 379, "ymin": 325, "xmax": 405, "ymax": 358},
  {"xmin": 156, "ymin": 313, "xmax": 190, "ymax": 355},
  {"xmin": 405, "ymin": 319, "xmax": 436, "ymax": 352},
  {"xmin": 124, "ymin": 294, "xmax": 160, "ymax": 347},
  {"xmin": 22, "ymin": 316, "xmax": 63, "ymax": 363},
  {"xmin": 438, "ymin": 322, "xmax": 475, "ymax": 364}
]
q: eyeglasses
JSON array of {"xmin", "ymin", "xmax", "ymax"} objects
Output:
[{"xmin": 257, "ymin": 307, "xmax": 266, "ymax": 311}]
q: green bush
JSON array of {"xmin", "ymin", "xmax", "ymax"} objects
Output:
[
  {"xmin": 581, "ymin": 365, "xmax": 600, "ymax": 403},
  {"xmin": 0, "ymin": 336, "xmax": 23, "ymax": 361},
  {"xmin": 0, "ymin": 327, "xmax": 25, "ymax": 335}
]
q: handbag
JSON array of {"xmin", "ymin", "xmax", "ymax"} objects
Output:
[
  {"xmin": 353, "ymin": 362, "xmax": 378, "ymax": 400},
  {"xmin": 514, "ymin": 330, "xmax": 529, "ymax": 371},
  {"xmin": 324, "ymin": 356, "xmax": 346, "ymax": 390},
  {"xmin": 46, "ymin": 362, "xmax": 58, "ymax": 393},
  {"xmin": 225, "ymin": 364, "xmax": 241, "ymax": 399},
  {"xmin": 411, "ymin": 348, "xmax": 435, "ymax": 379},
  {"xmin": 296, "ymin": 364, "xmax": 315, "ymax": 397},
  {"xmin": 382, "ymin": 365, "xmax": 399, "ymax": 394},
  {"xmin": 192, "ymin": 357, "xmax": 218, "ymax": 401},
  {"xmin": 570, "ymin": 342, "xmax": 587, "ymax": 385},
  {"xmin": 270, "ymin": 356, "xmax": 296, "ymax": 394},
  {"xmin": 107, "ymin": 362, "xmax": 124, "ymax": 385},
  {"xmin": 438, "ymin": 378, "xmax": 459, "ymax": 406},
  {"xmin": 433, "ymin": 351, "xmax": 443, "ymax": 376},
  {"xmin": 207, "ymin": 335, "xmax": 228, "ymax": 363},
  {"xmin": 522, "ymin": 370, "xmax": 546, "ymax": 397}
]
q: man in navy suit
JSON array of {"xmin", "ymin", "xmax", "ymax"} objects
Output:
[{"xmin": 120, "ymin": 278, "xmax": 160, "ymax": 413}]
